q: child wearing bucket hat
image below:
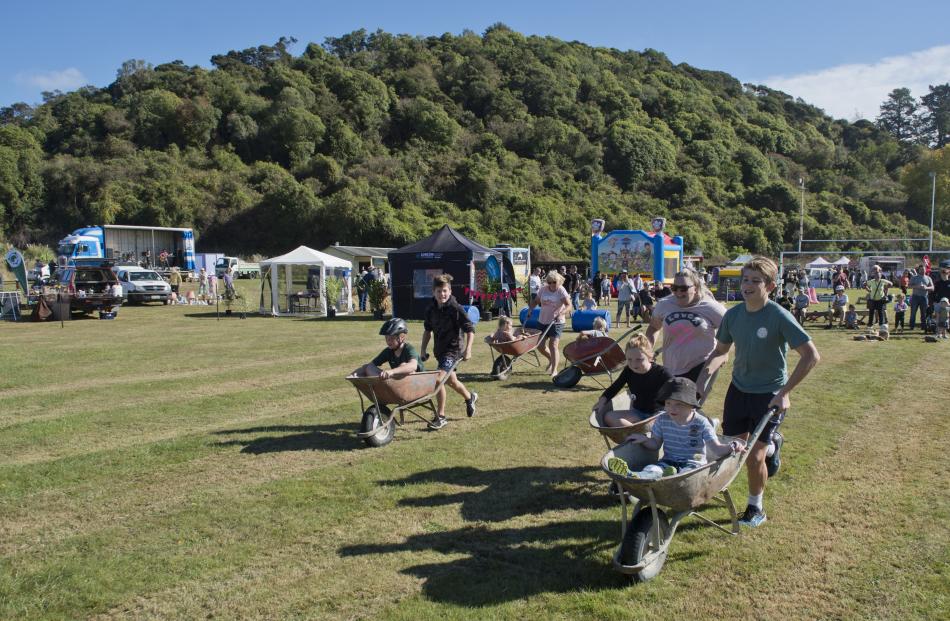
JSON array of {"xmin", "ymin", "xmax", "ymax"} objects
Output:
[{"xmin": 607, "ymin": 377, "xmax": 744, "ymax": 480}]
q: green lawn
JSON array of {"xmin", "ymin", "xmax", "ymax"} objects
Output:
[{"xmin": 0, "ymin": 290, "xmax": 948, "ymax": 620}]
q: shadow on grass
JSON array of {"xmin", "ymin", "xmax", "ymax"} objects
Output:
[
  {"xmin": 182, "ymin": 310, "xmax": 268, "ymax": 320},
  {"xmin": 379, "ymin": 465, "xmax": 610, "ymax": 522},
  {"xmin": 339, "ymin": 519, "xmax": 621, "ymax": 605},
  {"xmin": 211, "ymin": 423, "xmax": 356, "ymax": 453}
]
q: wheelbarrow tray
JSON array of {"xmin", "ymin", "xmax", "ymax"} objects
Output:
[
  {"xmin": 346, "ymin": 371, "xmax": 445, "ymax": 407},
  {"xmin": 489, "ymin": 328, "xmax": 543, "ymax": 356},
  {"xmin": 601, "ymin": 439, "xmax": 745, "ymax": 513},
  {"xmin": 564, "ymin": 336, "xmax": 625, "ymax": 374},
  {"xmin": 588, "ymin": 409, "xmax": 660, "ymax": 445}
]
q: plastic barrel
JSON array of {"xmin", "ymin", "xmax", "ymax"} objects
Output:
[
  {"xmin": 518, "ymin": 306, "xmax": 542, "ymax": 329},
  {"xmin": 571, "ymin": 309, "xmax": 611, "ymax": 332},
  {"xmin": 461, "ymin": 305, "xmax": 481, "ymax": 325}
]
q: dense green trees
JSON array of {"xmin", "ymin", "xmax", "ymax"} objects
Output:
[{"xmin": 0, "ymin": 27, "xmax": 945, "ymax": 258}]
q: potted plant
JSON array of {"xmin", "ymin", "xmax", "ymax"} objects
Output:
[
  {"xmin": 368, "ymin": 279, "xmax": 389, "ymax": 320},
  {"xmin": 324, "ymin": 275, "xmax": 345, "ymax": 318},
  {"xmin": 481, "ymin": 279, "xmax": 502, "ymax": 320}
]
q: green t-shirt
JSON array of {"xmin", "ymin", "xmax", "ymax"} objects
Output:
[
  {"xmin": 372, "ymin": 342, "xmax": 424, "ymax": 372},
  {"xmin": 716, "ymin": 300, "xmax": 811, "ymax": 394}
]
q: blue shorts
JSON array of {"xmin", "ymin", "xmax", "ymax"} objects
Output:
[
  {"xmin": 537, "ymin": 322, "xmax": 564, "ymax": 340},
  {"xmin": 436, "ymin": 353, "xmax": 459, "ymax": 372}
]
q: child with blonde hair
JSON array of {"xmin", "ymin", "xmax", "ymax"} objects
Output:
[
  {"xmin": 485, "ymin": 315, "xmax": 526, "ymax": 344},
  {"xmin": 579, "ymin": 316, "xmax": 609, "ymax": 339},
  {"xmin": 594, "ymin": 334, "xmax": 673, "ymax": 428}
]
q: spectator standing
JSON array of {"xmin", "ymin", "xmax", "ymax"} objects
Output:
[
  {"xmin": 198, "ymin": 268, "xmax": 208, "ymax": 300},
  {"xmin": 615, "ymin": 272, "xmax": 635, "ymax": 328},
  {"xmin": 908, "ymin": 268, "xmax": 934, "ymax": 330},
  {"xmin": 566, "ymin": 266, "xmax": 580, "ymax": 309},
  {"xmin": 600, "ymin": 273, "xmax": 611, "ymax": 305},
  {"xmin": 357, "ymin": 268, "xmax": 369, "ymax": 312},
  {"xmin": 169, "ymin": 267, "xmax": 182, "ymax": 296},
  {"xmin": 528, "ymin": 267, "xmax": 542, "ymax": 303},
  {"xmin": 864, "ymin": 265, "xmax": 892, "ymax": 328}
]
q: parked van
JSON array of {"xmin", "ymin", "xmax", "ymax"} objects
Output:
[{"xmin": 113, "ymin": 266, "xmax": 171, "ymax": 303}]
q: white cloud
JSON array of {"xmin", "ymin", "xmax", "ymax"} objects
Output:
[
  {"xmin": 761, "ymin": 45, "xmax": 950, "ymax": 121},
  {"xmin": 15, "ymin": 67, "xmax": 87, "ymax": 92}
]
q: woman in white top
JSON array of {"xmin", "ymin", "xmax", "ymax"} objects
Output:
[
  {"xmin": 529, "ymin": 270, "xmax": 571, "ymax": 376},
  {"xmin": 645, "ymin": 268, "xmax": 727, "ymax": 400}
]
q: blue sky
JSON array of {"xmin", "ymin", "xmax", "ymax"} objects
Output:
[{"xmin": 3, "ymin": 0, "xmax": 949, "ymax": 120}]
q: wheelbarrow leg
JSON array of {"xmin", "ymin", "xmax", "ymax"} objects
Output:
[{"xmin": 722, "ymin": 488, "xmax": 740, "ymax": 535}]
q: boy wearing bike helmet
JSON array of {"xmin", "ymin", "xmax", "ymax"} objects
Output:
[{"xmin": 352, "ymin": 318, "xmax": 424, "ymax": 380}]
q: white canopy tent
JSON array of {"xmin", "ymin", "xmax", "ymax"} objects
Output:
[
  {"xmin": 805, "ymin": 256, "xmax": 831, "ymax": 268},
  {"xmin": 258, "ymin": 246, "xmax": 352, "ymax": 316},
  {"xmin": 832, "ymin": 257, "xmax": 851, "ymax": 265}
]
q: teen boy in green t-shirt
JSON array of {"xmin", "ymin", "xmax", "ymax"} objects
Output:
[{"xmin": 705, "ymin": 257, "xmax": 820, "ymax": 528}]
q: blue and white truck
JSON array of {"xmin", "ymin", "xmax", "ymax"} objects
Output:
[{"xmin": 57, "ymin": 225, "xmax": 196, "ymax": 277}]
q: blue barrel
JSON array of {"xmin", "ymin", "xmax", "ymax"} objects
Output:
[
  {"xmin": 518, "ymin": 306, "xmax": 542, "ymax": 329},
  {"xmin": 461, "ymin": 305, "xmax": 481, "ymax": 325},
  {"xmin": 571, "ymin": 309, "xmax": 611, "ymax": 332}
]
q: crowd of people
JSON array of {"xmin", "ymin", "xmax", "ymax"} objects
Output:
[{"xmin": 354, "ymin": 256, "xmax": 823, "ymax": 530}]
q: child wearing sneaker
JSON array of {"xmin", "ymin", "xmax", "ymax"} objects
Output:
[
  {"xmin": 420, "ymin": 274, "xmax": 477, "ymax": 429},
  {"xmin": 607, "ymin": 377, "xmax": 743, "ymax": 479},
  {"xmin": 593, "ymin": 335, "xmax": 673, "ymax": 429},
  {"xmin": 704, "ymin": 257, "xmax": 819, "ymax": 528}
]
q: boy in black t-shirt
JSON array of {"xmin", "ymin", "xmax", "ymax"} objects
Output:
[
  {"xmin": 420, "ymin": 274, "xmax": 477, "ymax": 429},
  {"xmin": 352, "ymin": 318, "xmax": 423, "ymax": 380}
]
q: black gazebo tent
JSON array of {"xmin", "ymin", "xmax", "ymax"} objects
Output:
[{"xmin": 389, "ymin": 225, "xmax": 509, "ymax": 320}]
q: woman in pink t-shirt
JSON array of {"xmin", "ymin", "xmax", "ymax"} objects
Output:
[
  {"xmin": 530, "ymin": 270, "xmax": 571, "ymax": 376},
  {"xmin": 645, "ymin": 268, "xmax": 726, "ymax": 401}
]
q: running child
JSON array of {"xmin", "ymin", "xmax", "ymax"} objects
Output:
[
  {"xmin": 420, "ymin": 274, "xmax": 477, "ymax": 429},
  {"xmin": 703, "ymin": 256, "xmax": 820, "ymax": 527}
]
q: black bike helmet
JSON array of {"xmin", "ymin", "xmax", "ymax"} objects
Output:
[{"xmin": 379, "ymin": 317, "xmax": 408, "ymax": 336}]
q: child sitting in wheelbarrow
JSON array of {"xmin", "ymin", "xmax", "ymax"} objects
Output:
[
  {"xmin": 593, "ymin": 334, "xmax": 673, "ymax": 428},
  {"xmin": 352, "ymin": 318, "xmax": 424, "ymax": 380},
  {"xmin": 608, "ymin": 377, "xmax": 744, "ymax": 479},
  {"xmin": 485, "ymin": 315, "xmax": 528, "ymax": 344}
]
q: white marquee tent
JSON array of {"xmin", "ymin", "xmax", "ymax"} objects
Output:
[
  {"xmin": 258, "ymin": 246, "xmax": 352, "ymax": 316},
  {"xmin": 805, "ymin": 256, "xmax": 831, "ymax": 268},
  {"xmin": 832, "ymin": 257, "xmax": 851, "ymax": 265}
]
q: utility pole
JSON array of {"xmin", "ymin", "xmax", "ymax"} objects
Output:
[
  {"xmin": 929, "ymin": 171, "xmax": 936, "ymax": 252},
  {"xmin": 798, "ymin": 177, "xmax": 805, "ymax": 253}
]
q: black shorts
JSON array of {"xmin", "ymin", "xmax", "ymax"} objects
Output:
[
  {"xmin": 722, "ymin": 383, "xmax": 784, "ymax": 444},
  {"xmin": 676, "ymin": 361, "xmax": 705, "ymax": 383},
  {"xmin": 436, "ymin": 352, "xmax": 460, "ymax": 372}
]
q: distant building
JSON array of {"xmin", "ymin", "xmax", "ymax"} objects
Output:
[{"xmin": 322, "ymin": 244, "xmax": 394, "ymax": 274}]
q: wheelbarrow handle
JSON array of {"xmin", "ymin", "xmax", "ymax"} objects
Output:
[{"xmin": 737, "ymin": 406, "xmax": 782, "ymax": 463}]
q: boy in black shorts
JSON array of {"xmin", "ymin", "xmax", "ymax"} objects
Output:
[
  {"xmin": 705, "ymin": 257, "xmax": 820, "ymax": 527},
  {"xmin": 420, "ymin": 274, "xmax": 477, "ymax": 429}
]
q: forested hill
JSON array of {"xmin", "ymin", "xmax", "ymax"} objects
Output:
[{"xmin": 0, "ymin": 26, "xmax": 944, "ymax": 259}]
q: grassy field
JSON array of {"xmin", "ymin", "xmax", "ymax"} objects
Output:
[{"xmin": 1, "ymin": 286, "xmax": 948, "ymax": 620}]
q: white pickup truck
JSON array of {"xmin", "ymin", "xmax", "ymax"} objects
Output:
[{"xmin": 215, "ymin": 256, "xmax": 260, "ymax": 279}]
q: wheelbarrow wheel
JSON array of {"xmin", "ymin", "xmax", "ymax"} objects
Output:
[
  {"xmin": 552, "ymin": 365, "xmax": 582, "ymax": 388},
  {"xmin": 360, "ymin": 406, "xmax": 395, "ymax": 448},
  {"xmin": 620, "ymin": 508, "xmax": 670, "ymax": 582},
  {"xmin": 491, "ymin": 355, "xmax": 512, "ymax": 380}
]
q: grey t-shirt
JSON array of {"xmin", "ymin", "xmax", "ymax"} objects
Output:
[
  {"xmin": 717, "ymin": 300, "xmax": 811, "ymax": 394},
  {"xmin": 910, "ymin": 274, "xmax": 933, "ymax": 298},
  {"xmin": 652, "ymin": 295, "xmax": 726, "ymax": 376}
]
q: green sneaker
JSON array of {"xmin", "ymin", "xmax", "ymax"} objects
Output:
[{"xmin": 607, "ymin": 457, "xmax": 633, "ymax": 477}]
